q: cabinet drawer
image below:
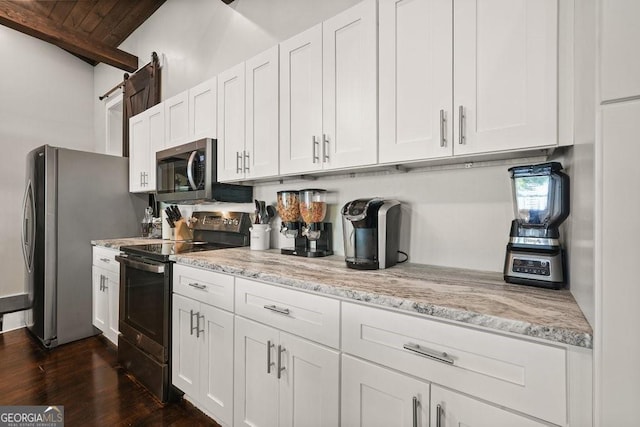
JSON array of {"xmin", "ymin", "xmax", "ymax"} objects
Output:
[
  {"xmin": 342, "ymin": 302, "xmax": 567, "ymax": 425},
  {"xmin": 173, "ymin": 264, "xmax": 234, "ymax": 312},
  {"xmin": 235, "ymin": 278, "xmax": 340, "ymax": 348},
  {"xmin": 92, "ymin": 246, "xmax": 120, "ymax": 273}
]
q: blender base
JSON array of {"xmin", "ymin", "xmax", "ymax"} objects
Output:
[{"xmin": 503, "ymin": 244, "xmax": 565, "ymax": 289}]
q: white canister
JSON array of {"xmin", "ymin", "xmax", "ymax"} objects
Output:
[{"xmin": 250, "ymin": 224, "xmax": 271, "ymax": 250}]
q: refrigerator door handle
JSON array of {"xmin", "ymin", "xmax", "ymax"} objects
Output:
[{"xmin": 21, "ymin": 181, "xmax": 36, "ymax": 272}]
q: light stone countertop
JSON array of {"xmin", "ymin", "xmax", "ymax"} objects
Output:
[
  {"xmin": 91, "ymin": 239, "xmax": 592, "ymax": 348},
  {"xmin": 171, "ymin": 247, "xmax": 593, "ymax": 349}
]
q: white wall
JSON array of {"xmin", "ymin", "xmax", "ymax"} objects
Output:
[{"xmin": 0, "ymin": 26, "xmax": 95, "ymax": 297}]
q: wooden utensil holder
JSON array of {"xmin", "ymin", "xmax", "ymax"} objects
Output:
[{"xmin": 173, "ymin": 218, "xmax": 193, "ymax": 241}]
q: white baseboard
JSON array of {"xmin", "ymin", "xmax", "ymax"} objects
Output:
[{"xmin": 1, "ymin": 310, "xmax": 25, "ymax": 333}]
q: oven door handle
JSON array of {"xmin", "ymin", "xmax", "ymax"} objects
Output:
[{"xmin": 115, "ymin": 255, "xmax": 165, "ymax": 274}]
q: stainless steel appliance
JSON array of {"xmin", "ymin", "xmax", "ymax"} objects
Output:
[
  {"xmin": 503, "ymin": 162, "xmax": 570, "ymax": 289},
  {"xmin": 156, "ymin": 138, "xmax": 253, "ymax": 203},
  {"xmin": 116, "ymin": 211, "xmax": 251, "ymax": 402},
  {"xmin": 22, "ymin": 145, "xmax": 145, "ymax": 348},
  {"xmin": 277, "ymin": 189, "xmax": 333, "ymax": 257},
  {"xmin": 341, "ymin": 198, "xmax": 401, "ymax": 270}
]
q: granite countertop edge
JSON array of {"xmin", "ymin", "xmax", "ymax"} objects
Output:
[{"xmin": 171, "ymin": 255, "xmax": 593, "ymax": 349}]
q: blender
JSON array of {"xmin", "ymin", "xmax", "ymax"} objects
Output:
[
  {"xmin": 278, "ymin": 189, "xmax": 333, "ymax": 257},
  {"xmin": 503, "ymin": 162, "xmax": 570, "ymax": 289}
]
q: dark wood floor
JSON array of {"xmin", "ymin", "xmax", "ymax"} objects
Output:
[{"xmin": 0, "ymin": 328, "xmax": 220, "ymax": 426}]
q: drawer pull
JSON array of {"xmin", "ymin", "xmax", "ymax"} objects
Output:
[
  {"xmin": 188, "ymin": 282, "xmax": 207, "ymax": 290},
  {"xmin": 99, "ymin": 257, "xmax": 111, "ymax": 263},
  {"xmin": 263, "ymin": 304, "xmax": 290, "ymax": 315},
  {"xmin": 403, "ymin": 343, "xmax": 454, "ymax": 365}
]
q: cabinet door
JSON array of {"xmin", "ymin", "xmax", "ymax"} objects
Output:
[
  {"xmin": 217, "ymin": 63, "xmax": 246, "ymax": 182},
  {"xmin": 165, "ymin": 91, "xmax": 189, "ymax": 148},
  {"xmin": 601, "ymin": 0, "xmax": 640, "ymax": 101},
  {"xmin": 129, "ymin": 113, "xmax": 149, "ymax": 192},
  {"xmin": 92, "ymin": 267, "xmax": 108, "ymax": 332},
  {"xmin": 279, "ymin": 24, "xmax": 323, "ymax": 175},
  {"xmin": 199, "ymin": 303, "xmax": 234, "ymax": 426},
  {"xmin": 245, "ymin": 46, "xmax": 279, "ymax": 180},
  {"xmin": 172, "ymin": 294, "xmax": 201, "ymax": 399},
  {"xmin": 190, "ymin": 77, "xmax": 218, "ymax": 139},
  {"xmin": 453, "ymin": 0, "xmax": 557, "ymax": 155},
  {"xmin": 234, "ymin": 316, "xmax": 279, "ymax": 427},
  {"xmin": 147, "ymin": 103, "xmax": 164, "ymax": 191},
  {"xmin": 430, "ymin": 385, "xmax": 547, "ymax": 427},
  {"xmin": 322, "ymin": 0, "xmax": 378, "ymax": 169},
  {"xmin": 279, "ymin": 333, "xmax": 339, "ymax": 427},
  {"xmin": 342, "ymin": 355, "xmax": 429, "ymax": 427},
  {"xmin": 379, "ymin": 0, "xmax": 453, "ymax": 162},
  {"xmin": 104, "ymin": 270, "xmax": 120, "ymax": 345}
]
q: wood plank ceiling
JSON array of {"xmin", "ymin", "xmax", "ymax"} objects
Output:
[{"xmin": 0, "ymin": 0, "xmax": 167, "ymax": 72}]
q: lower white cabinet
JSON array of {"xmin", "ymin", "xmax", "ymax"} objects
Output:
[
  {"xmin": 92, "ymin": 247, "xmax": 120, "ymax": 345},
  {"xmin": 234, "ymin": 316, "xmax": 339, "ymax": 427},
  {"xmin": 430, "ymin": 385, "xmax": 547, "ymax": 427},
  {"xmin": 342, "ymin": 355, "xmax": 430, "ymax": 427},
  {"xmin": 173, "ymin": 293, "xmax": 234, "ymax": 427}
]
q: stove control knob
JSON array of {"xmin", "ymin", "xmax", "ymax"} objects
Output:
[{"xmin": 233, "ymin": 219, "xmax": 239, "ymax": 226}]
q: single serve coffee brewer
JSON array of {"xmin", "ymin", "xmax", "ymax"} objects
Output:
[{"xmin": 341, "ymin": 198, "xmax": 401, "ymax": 270}]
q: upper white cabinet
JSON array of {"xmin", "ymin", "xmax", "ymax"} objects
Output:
[
  {"xmin": 218, "ymin": 47, "xmax": 280, "ymax": 182},
  {"xmin": 129, "ymin": 102, "xmax": 164, "ymax": 192},
  {"xmin": 189, "ymin": 77, "xmax": 218, "ymax": 140},
  {"xmin": 280, "ymin": 0, "xmax": 377, "ymax": 175},
  {"xmin": 165, "ymin": 91, "xmax": 189, "ymax": 148},
  {"xmin": 453, "ymin": 0, "xmax": 558, "ymax": 155},
  {"xmin": 379, "ymin": 0, "xmax": 558, "ymax": 163},
  {"xmin": 601, "ymin": 0, "xmax": 640, "ymax": 101}
]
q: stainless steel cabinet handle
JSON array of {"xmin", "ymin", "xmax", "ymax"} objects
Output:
[
  {"xmin": 102, "ymin": 276, "xmax": 108, "ymax": 290},
  {"xmin": 197, "ymin": 313, "xmax": 204, "ymax": 338},
  {"xmin": 244, "ymin": 150, "xmax": 250, "ymax": 174},
  {"xmin": 440, "ymin": 109, "xmax": 447, "ymax": 147},
  {"xmin": 412, "ymin": 396, "xmax": 419, "ymax": 427},
  {"xmin": 312, "ymin": 136, "xmax": 320, "ymax": 163},
  {"xmin": 188, "ymin": 282, "xmax": 207, "ymax": 290},
  {"xmin": 267, "ymin": 340, "xmax": 275, "ymax": 374},
  {"xmin": 322, "ymin": 134, "xmax": 329, "ymax": 162},
  {"xmin": 277, "ymin": 345, "xmax": 286, "ymax": 379},
  {"xmin": 436, "ymin": 404, "xmax": 442, "ymax": 427},
  {"xmin": 99, "ymin": 275, "xmax": 104, "ymax": 291},
  {"xmin": 458, "ymin": 105, "xmax": 465, "ymax": 145},
  {"xmin": 140, "ymin": 172, "xmax": 143, "ymax": 186},
  {"xmin": 263, "ymin": 304, "xmax": 290, "ymax": 315},
  {"xmin": 190, "ymin": 309, "xmax": 196, "ymax": 336},
  {"xmin": 403, "ymin": 343, "xmax": 454, "ymax": 365},
  {"xmin": 236, "ymin": 152, "xmax": 242, "ymax": 174},
  {"xmin": 100, "ymin": 258, "xmax": 111, "ymax": 263}
]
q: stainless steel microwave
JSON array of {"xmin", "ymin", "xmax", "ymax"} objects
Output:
[{"xmin": 156, "ymin": 138, "xmax": 252, "ymax": 203}]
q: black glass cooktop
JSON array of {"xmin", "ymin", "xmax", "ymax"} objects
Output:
[{"xmin": 120, "ymin": 241, "xmax": 237, "ymax": 261}]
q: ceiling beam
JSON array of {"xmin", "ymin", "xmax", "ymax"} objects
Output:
[{"xmin": 0, "ymin": 1, "xmax": 138, "ymax": 72}]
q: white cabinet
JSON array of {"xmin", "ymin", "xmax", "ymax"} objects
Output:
[
  {"xmin": 280, "ymin": 0, "xmax": 377, "ymax": 175},
  {"xmin": 219, "ymin": 47, "xmax": 279, "ymax": 182},
  {"xmin": 379, "ymin": 0, "xmax": 558, "ymax": 163},
  {"xmin": 234, "ymin": 316, "xmax": 339, "ymax": 427},
  {"xmin": 189, "ymin": 77, "xmax": 218, "ymax": 140},
  {"xmin": 129, "ymin": 103, "xmax": 164, "ymax": 192},
  {"xmin": 217, "ymin": 62, "xmax": 246, "ymax": 181},
  {"xmin": 342, "ymin": 355, "xmax": 430, "ymax": 427},
  {"xmin": 601, "ymin": 0, "xmax": 640, "ymax": 101},
  {"xmin": 92, "ymin": 247, "xmax": 120, "ymax": 345},
  {"xmin": 165, "ymin": 91, "xmax": 189, "ymax": 148},
  {"xmin": 172, "ymin": 266, "xmax": 235, "ymax": 427},
  {"xmin": 430, "ymin": 385, "xmax": 547, "ymax": 427}
]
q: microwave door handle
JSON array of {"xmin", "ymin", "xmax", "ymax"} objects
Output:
[{"xmin": 186, "ymin": 150, "xmax": 198, "ymax": 191}]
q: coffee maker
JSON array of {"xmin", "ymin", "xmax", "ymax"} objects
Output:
[
  {"xmin": 341, "ymin": 198, "xmax": 401, "ymax": 270},
  {"xmin": 503, "ymin": 162, "xmax": 570, "ymax": 289},
  {"xmin": 277, "ymin": 189, "xmax": 333, "ymax": 257}
]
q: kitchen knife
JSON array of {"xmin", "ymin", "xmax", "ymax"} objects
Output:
[{"xmin": 171, "ymin": 205, "xmax": 182, "ymax": 220}]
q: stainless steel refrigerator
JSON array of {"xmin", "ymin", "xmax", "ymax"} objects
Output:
[{"xmin": 22, "ymin": 145, "xmax": 146, "ymax": 348}]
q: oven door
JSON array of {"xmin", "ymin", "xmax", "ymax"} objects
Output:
[
  {"xmin": 156, "ymin": 138, "xmax": 214, "ymax": 202},
  {"xmin": 116, "ymin": 254, "xmax": 171, "ymax": 363}
]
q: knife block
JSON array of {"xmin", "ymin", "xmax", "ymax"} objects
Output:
[{"xmin": 173, "ymin": 219, "xmax": 193, "ymax": 241}]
